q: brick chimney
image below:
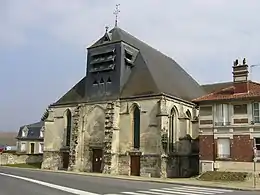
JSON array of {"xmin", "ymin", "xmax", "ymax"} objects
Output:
[{"xmin": 232, "ymin": 58, "xmax": 249, "ymax": 94}]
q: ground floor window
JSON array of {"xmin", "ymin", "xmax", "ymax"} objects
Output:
[
  {"xmin": 39, "ymin": 143, "xmax": 44, "ymax": 153},
  {"xmin": 21, "ymin": 143, "xmax": 26, "ymax": 152},
  {"xmin": 217, "ymin": 138, "xmax": 231, "ymax": 159},
  {"xmin": 255, "ymin": 138, "xmax": 260, "ymax": 157}
]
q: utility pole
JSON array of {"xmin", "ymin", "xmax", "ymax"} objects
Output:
[{"xmin": 250, "ymin": 64, "xmax": 260, "ymax": 81}]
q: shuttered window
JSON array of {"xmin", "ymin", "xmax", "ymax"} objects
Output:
[{"xmin": 217, "ymin": 138, "xmax": 231, "ymax": 158}]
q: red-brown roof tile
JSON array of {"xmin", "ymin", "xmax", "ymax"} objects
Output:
[{"xmin": 193, "ymin": 81, "xmax": 260, "ymax": 102}]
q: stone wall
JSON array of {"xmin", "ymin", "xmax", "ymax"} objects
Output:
[{"xmin": 0, "ymin": 152, "xmax": 42, "ymax": 165}]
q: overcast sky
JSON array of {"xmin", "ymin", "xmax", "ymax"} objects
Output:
[{"xmin": 1, "ymin": 0, "xmax": 260, "ymax": 131}]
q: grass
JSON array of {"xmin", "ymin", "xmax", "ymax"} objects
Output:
[{"xmin": 5, "ymin": 162, "xmax": 42, "ymax": 169}]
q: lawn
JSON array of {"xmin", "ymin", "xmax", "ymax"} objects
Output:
[{"xmin": 4, "ymin": 162, "xmax": 42, "ymax": 169}]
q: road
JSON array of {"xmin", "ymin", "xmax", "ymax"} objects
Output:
[{"xmin": 0, "ymin": 167, "xmax": 258, "ymax": 195}]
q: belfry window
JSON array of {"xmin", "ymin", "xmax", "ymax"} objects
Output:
[
  {"xmin": 133, "ymin": 105, "xmax": 140, "ymax": 149},
  {"xmin": 100, "ymin": 78, "xmax": 104, "ymax": 84}
]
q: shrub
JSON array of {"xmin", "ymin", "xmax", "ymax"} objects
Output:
[{"xmin": 199, "ymin": 171, "xmax": 248, "ymax": 182}]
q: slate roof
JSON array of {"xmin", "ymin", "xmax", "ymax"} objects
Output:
[
  {"xmin": 53, "ymin": 27, "xmax": 205, "ymax": 105},
  {"xmin": 193, "ymin": 81, "xmax": 260, "ymax": 102},
  {"xmin": 17, "ymin": 121, "xmax": 44, "ymax": 140}
]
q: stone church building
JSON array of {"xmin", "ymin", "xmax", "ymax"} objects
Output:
[{"xmin": 41, "ymin": 26, "xmax": 205, "ymax": 178}]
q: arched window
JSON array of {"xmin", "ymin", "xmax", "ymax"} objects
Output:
[
  {"xmin": 65, "ymin": 110, "xmax": 72, "ymax": 147},
  {"xmin": 169, "ymin": 108, "xmax": 176, "ymax": 153},
  {"xmin": 186, "ymin": 110, "xmax": 192, "ymax": 135},
  {"xmin": 133, "ymin": 105, "xmax": 140, "ymax": 149}
]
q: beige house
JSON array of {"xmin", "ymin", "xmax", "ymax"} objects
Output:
[
  {"xmin": 193, "ymin": 59, "xmax": 260, "ymax": 173},
  {"xmin": 16, "ymin": 121, "xmax": 44, "ymax": 154},
  {"xmin": 41, "ymin": 26, "xmax": 205, "ymax": 178}
]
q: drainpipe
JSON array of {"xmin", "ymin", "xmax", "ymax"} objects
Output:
[{"xmin": 212, "ymin": 104, "xmax": 216, "ymax": 171}]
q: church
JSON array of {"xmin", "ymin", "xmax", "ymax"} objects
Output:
[{"xmin": 41, "ymin": 24, "xmax": 205, "ymax": 178}]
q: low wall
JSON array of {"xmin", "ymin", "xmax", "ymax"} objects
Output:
[
  {"xmin": 0, "ymin": 152, "xmax": 43, "ymax": 165},
  {"xmin": 200, "ymin": 160, "xmax": 260, "ymax": 173}
]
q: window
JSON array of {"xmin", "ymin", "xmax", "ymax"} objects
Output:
[
  {"xmin": 21, "ymin": 143, "xmax": 26, "ymax": 152},
  {"xmin": 255, "ymin": 138, "xmax": 260, "ymax": 157},
  {"xmin": 199, "ymin": 106, "xmax": 212, "ymax": 116},
  {"xmin": 215, "ymin": 104, "xmax": 230, "ymax": 125},
  {"xmin": 133, "ymin": 105, "xmax": 140, "ymax": 149},
  {"xmin": 253, "ymin": 103, "xmax": 260, "ymax": 123},
  {"xmin": 169, "ymin": 107, "xmax": 177, "ymax": 153},
  {"xmin": 217, "ymin": 138, "xmax": 231, "ymax": 159},
  {"xmin": 39, "ymin": 143, "xmax": 44, "ymax": 153},
  {"xmin": 65, "ymin": 110, "xmax": 72, "ymax": 147},
  {"xmin": 40, "ymin": 129, "xmax": 44, "ymax": 138},
  {"xmin": 30, "ymin": 143, "xmax": 35, "ymax": 154},
  {"xmin": 233, "ymin": 104, "xmax": 247, "ymax": 114},
  {"xmin": 107, "ymin": 77, "xmax": 111, "ymax": 83}
]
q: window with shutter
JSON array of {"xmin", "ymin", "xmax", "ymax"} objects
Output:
[
  {"xmin": 215, "ymin": 104, "xmax": 230, "ymax": 126},
  {"xmin": 217, "ymin": 138, "xmax": 231, "ymax": 159}
]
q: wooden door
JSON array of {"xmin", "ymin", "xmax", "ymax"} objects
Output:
[
  {"xmin": 92, "ymin": 149, "xmax": 103, "ymax": 173},
  {"xmin": 30, "ymin": 143, "xmax": 35, "ymax": 154},
  {"xmin": 62, "ymin": 152, "xmax": 69, "ymax": 169},
  {"xmin": 130, "ymin": 155, "xmax": 140, "ymax": 176}
]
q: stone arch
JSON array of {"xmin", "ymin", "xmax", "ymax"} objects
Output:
[
  {"xmin": 84, "ymin": 106, "xmax": 105, "ymax": 145},
  {"xmin": 129, "ymin": 102, "xmax": 141, "ymax": 114}
]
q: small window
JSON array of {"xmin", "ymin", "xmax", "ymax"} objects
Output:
[
  {"xmin": 107, "ymin": 77, "xmax": 111, "ymax": 83},
  {"xmin": 93, "ymin": 80, "xmax": 98, "ymax": 85},
  {"xmin": 199, "ymin": 106, "xmax": 212, "ymax": 116},
  {"xmin": 39, "ymin": 143, "xmax": 44, "ymax": 153},
  {"xmin": 21, "ymin": 143, "xmax": 26, "ymax": 152},
  {"xmin": 255, "ymin": 138, "xmax": 260, "ymax": 150},
  {"xmin": 125, "ymin": 50, "xmax": 132, "ymax": 61},
  {"xmin": 100, "ymin": 78, "xmax": 104, "ymax": 84},
  {"xmin": 233, "ymin": 104, "xmax": 247, "ymax": 114}
]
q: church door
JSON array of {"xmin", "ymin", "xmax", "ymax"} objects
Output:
[
  {"xmin": 130, "ymin": 155, "xmax": 140, "ymax": 176},
  {"xmin": 62, "ymin": 152, "xmax": 69, "ymax": 169},
  {"xmin": 92, "ymin": 149, "xmax": 103, "ymax": 173}
]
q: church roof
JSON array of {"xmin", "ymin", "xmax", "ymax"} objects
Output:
[{"xmin": 53, "ymin": 27, "xmax": 205, "ymax": 106}]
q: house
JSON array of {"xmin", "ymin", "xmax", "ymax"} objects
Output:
[
  {"xmin": 193, "ymin": 58, "xmax": 260, "ymax": 173},
  {"xmin": 41, "ymin": 26, "xmax": 205, "ymax": 178},
  {"xmin": 16, "ymin": 121, "xmax": 44, "ymax": 154}
]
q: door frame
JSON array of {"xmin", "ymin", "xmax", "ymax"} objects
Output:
[{"xmin": 129, "ymin": 151, "xmax": 141, "ymax": 176}]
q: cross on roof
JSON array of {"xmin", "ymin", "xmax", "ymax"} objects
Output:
[{"xmin": 113, "ymin": 4, "xmax": 120, "ymax": 27}]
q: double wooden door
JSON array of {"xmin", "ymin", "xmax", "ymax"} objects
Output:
[
  {"xmin": 130, "ymin": 155, "xmax": 140, "ymax": 176},
  {"xmin": 92, "ymin": 149, "xmax": 103, "ymax": 173}
]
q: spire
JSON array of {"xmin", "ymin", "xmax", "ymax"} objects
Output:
[{"xmin": 113, "ymin": 4, "xmax": 120, "ymax": 27}]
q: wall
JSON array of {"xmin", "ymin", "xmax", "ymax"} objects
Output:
[{"xmin": 0, "ymin": 152, "xmax": 42, "ymax": 165}]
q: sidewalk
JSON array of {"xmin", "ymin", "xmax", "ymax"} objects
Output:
[{"xmin": 2, "ymin": 166, "xmax": 260, "ymax": 191}]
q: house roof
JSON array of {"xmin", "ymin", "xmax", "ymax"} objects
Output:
[
  {"xmin": 17, "ymin": 121, "xmax": 44, "ymax": 140},
  {"xmin": 193, "ymin": 81, "xmax": 260, "ymax": 103},
  {"xmin": 53, "ymin": 27, "xmax": 205, "ymax": 105}
]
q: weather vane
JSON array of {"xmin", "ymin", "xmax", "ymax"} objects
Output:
[{"xmin": 113, "ymin": 4, "xmax": 120, "ymax": 27}]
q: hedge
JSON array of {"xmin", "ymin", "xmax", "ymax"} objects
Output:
[{"xmin": 199, "ymin": 171, "xmax": 248, "ymax": 182}]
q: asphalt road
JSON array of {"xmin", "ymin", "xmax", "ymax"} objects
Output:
[{"xmin": 0, "ymin": 167, "xmax": 258, "ymax": 195}]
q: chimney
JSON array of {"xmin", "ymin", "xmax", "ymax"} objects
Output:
[{"xmin": 232, "ymin": 58, "xmax": 249, "ymax": 94}]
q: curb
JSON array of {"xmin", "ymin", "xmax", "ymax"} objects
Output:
[{"xmin": 1, "ymin": 166, "xmax": 260, "ymax": 191}]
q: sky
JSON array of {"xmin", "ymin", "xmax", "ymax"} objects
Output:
[{"xmin": 1, "ymin": 0, "xmax": 260, "ymax": 131}]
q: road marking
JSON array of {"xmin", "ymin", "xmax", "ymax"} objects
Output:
[
  {"xmin": 0, "ymin": 172, "xmax": 99, "ymax": 195},
  {"xmin": 105, "ymin": 185, "xmax": 234, "ymax": 195}
]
